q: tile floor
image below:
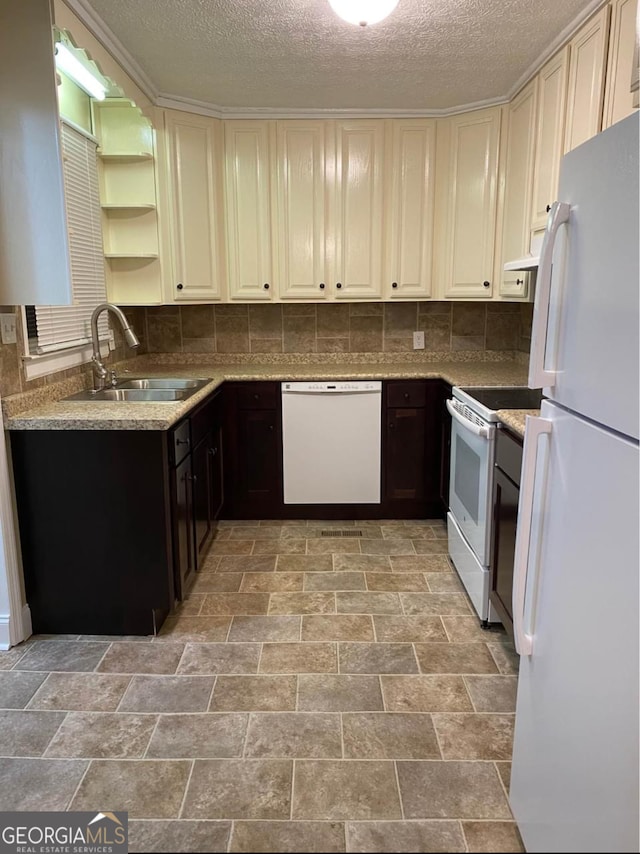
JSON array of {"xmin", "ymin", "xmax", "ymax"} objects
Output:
[{"xmin": 0, "ymin": 519, "xmax": 524, "ymax": 853}]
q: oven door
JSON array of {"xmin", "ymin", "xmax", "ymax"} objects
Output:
[{"xmin": 447, "ymin": 399, "xmax": 495, "ymax": 565}]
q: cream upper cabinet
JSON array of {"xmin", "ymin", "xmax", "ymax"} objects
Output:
[
  {"xmin": 434, "ymin": 107, "xmax": 501, "ymax": 299},
  {"xmin": 224, "ymin": 120, "xmax": 274, "ymax": 300},
  {"xmin": 163, "ymin": 111, "xmax": 224, "ymax": 301},
  {"xmin": 603, "ymin": 0, "xmax": 639, "ymax": 128},
  {"xmin": 499, "ymin": 80, "xmax": 538, "ymax": 299},
  {"xmin": 384, "ymin": 119, "xmax": 436, "ymax": 299},
  {"xmin": 333, "ymin": 121, "xmax": 385, "ymax": 299},
  {"xmin": 564, "ymin": 6, "xmax": 612, "ymax": 152},
  {"xmin": 530, "ymin": 48, "xmax": 570, "ymax": 234},
  {"xmin": 275, "ymin": 121, "xmax": 331, "ymax": 300}
]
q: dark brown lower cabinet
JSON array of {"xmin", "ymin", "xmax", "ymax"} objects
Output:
[
  {"xmin": 439, "ymin": 381, "xmax": 452, "ymax": 514},
  {"xmin": 172, "ymin": 451, "xmax": 196, "ymax": 600},
  {"xmin": 489, "ymin": 427, "xmax": 524, "ymax": 641}
]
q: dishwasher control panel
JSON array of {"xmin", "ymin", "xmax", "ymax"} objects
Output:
[{"xmin": 282, "ymin": 381, "xmax": 382, "ymax": 394}]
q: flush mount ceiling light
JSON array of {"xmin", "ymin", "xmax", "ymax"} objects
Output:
[{"xmin": 328, "ymin": 0, "xmax": 400, "ymax": 27}]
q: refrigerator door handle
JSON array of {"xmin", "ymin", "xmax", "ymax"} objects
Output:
[
  {"xmin": 528, "ymin": 201, "xmax": 571, "ymax": 390},
  {"xmin": 512, "ymin": 415, "xmax": 552, "ymax": 656}
]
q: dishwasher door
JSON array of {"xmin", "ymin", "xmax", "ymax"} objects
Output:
[{"xmin": 281, "ymin": 381, "xmax": 382, "ymax": 504}]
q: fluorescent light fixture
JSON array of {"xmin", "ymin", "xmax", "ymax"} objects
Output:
[
  {"xmin": 54, "ymin": 42, "xmax": 107, "ymax": 100},
  {"xmin": 328, "ymin": 0, "xmax": 399, "ymax": 26}
]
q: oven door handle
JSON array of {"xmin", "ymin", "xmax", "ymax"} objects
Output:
[{"xmin": 446, "ymin": 399, "xmax": 490, "ymax": 438}]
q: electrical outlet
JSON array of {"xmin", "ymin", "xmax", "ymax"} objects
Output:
[
  {"xmin": 0, "ymin": 313, "xmax": 16, "ymax": 345},
  {"xmin": 413, "ymin": 330, "xmax": 425, "ymax": 350}
]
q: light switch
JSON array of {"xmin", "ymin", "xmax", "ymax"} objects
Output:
[
  {"xmin": 413, "ymin": 330, "xmax": 425, "ymax": 350},
  {"xmin": 0, "ymin": 313, "xmax": 17, "ymax": 345}
]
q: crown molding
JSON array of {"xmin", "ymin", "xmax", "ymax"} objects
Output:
[{"xmin": 61, "ymin": 0, "xmax": 158, "ymax": 100}]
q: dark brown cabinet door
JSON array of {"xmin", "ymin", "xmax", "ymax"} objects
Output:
[
  {"xmin": 236, "ymin": 408, "xmax": 282, "ymax": 514},
  {"xmin": 439, "ymin": 382, "xmax": 452, "ymax": 514},
  {"xmin": 209, "ymin": 420, "xmax": 224, "ymax": 521},
  {"xmin": 385, "ymin": 407, "xmax": 427, "ymax": 501},
  {"xmin": 490, "ymin": 466, "xmax": 520, "ymax": 639},
  {"xmin": 192, "ymin": 435, "xmax": 213, "ymax": 563},
  {"xmin": 173, "ymin": 453, "xmax": 196, "ymax": 598}
]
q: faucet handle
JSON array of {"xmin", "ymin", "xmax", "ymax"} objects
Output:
[{"xmin": 108, "ymin": 369, "xmax": 118, "ymax": 388}]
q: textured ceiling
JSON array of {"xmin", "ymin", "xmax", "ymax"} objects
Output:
[{"xmin": 83, "ymin": 0, "xmax": 594, "ymax": 110}]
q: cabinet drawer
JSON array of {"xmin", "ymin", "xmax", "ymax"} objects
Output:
[
  {"xmin": 495, "ymin": 427, "xmax": 523, "ymax": 486},
  {"xmin": 170, "ymin": 419, "xmax": 192, "ymax": 466},
  {"xmin": 387, "ymin": 381, "xmax": 426, "ymax": 408},
  {"xmin": 237, "ymin": 382, "xmax": 278, "ymax": 410}
]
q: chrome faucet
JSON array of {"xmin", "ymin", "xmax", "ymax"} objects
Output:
[{"xmin": 90, "ymin": 303, "xmax": 140, "ymax": 391}]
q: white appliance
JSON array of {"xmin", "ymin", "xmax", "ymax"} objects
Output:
[
  {"xmin": 510, "ymin": 113, "xmax": 639, "ymax": 853},
  {"xmin": 281, "ymin": 381, "xmax": 382, "ymax": 504}
]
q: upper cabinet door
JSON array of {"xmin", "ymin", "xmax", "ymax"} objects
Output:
[
  {"xmin": 435, "ymin": 108, "xmax": 501, "ymax": 299},
  {"xmin": 500, "ymin": 80, "xmax": 538, "ymax": 299},
  {"xmin": 531, "ymin": 48, "xmax": 570, "ymax": 233},
  {"xmin": 164, "ymin": 111, "xmax": 223, "ymax": 301},
  {"xmin": 334, "ymin": 121, "xmax": 385, "ymax": 299},
  {"xmin": 385, "ymin": 120, "xmax": 436, "ymax": 299},
  {"xmin": 224, "ymin": 121, "xmax": 274, "ymax": 300},
  {"xmin": 275, "ymin": 121, "xmax": 330, "ymax": 300},
  {"xmin": 564, "ymin": 6, "xmax": 612, "ymax": 152},
  {"xmin": 602, "ymin": 0, "xmax": 639, "ymax": 128}
]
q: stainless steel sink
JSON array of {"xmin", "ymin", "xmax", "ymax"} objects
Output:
[{"xmin": 63, "ymin": 377, "xmax": 212, "ymax": 403}]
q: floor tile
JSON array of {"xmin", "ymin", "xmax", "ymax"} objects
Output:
[
  {"xmin": 342, "ymin": 712, "xmax": 440, "ymax": 759},
  {"xmin": 209, "ymin": 541, "xmax": 255, "ymax": 556},
  {"xmin": 71, "ymin": 759, "xmax": 192, "ymax": 818},
  {"xmin": 260, "ymin": 643, "xmax": 337, "ymax": 673},
  {"xmin": 230, "ymin": 527, "xmax": 282, "ymax": 539},
  {"xmin": 487, "ymin": 642, "xmax": 520, "ymax": 675},
  {"xmin": 425, "ymin": 573, "xmax": 465, "ymax": 592},
  {"xmin": 336, "ymin": 592, "xmax": 402, "ymax": 615},
  {"xmin": 495, "ymin": 760, "xmax": 512, "ymax": 793},
  {"xmin": 304, "ymin": 572, "xmax": 366, "ymax": 591},
  {"xmin": 306, "ymin": 539, "xmax": 361, "ymax": 554},
  {"xmin": 173, "ymin": 595, "xmax": 206, "ymax": 616},
  {"xmin": 391, "ymin": 555, "xmax": 450, "ymax": 572},
  {"xmin": 16, "ymin": 640, "xmax": 109, "ymax": 672},
  {"xmin": 119, "ymin": 675, "xmax": 215, "ymax": 713},
  {"xmin": 381, "ymin": 675, "xmax": 473, "ymax": 712},
  {"xmin": 46, "ymin": 712, "xmax": 156, "ymax": 759},
  {"xmin": 359, "ymin": 539, "xmax": 415, "ymax": 555},
  {"xmin": 412, "ymin": 540, "xmax": 449, "ymax": 554},
  {"xmin": 345, "ymin": 820, "xmax": 465, "ymax": 853},
  {"xmin": 414, "ymin": 643, "xmax": 499, "ymax": 674},
  {"xmin": 365, "ymin": 573, "xmax": 428, "ymax": 592},
  {"xmin": 339, "ymin": 642, "xmax": 418, "ymax": 674},
  {"xmin": 0, "ymin": 758, "xmax": 88, "ymax": 810},
  {"xmin": 156, "ymin": 617, "xmax": 231, "ymax": 643},
  {"xmin": 0, "ymin": 710, "xmax": 65, "ymax": 756},
  {"xmin": 0, "ymin": 645, "xmax": 30, "ymax": 670},
  {"xmin": 192, "ymin": 573, "xmax": 243, "ymax": 592},
  {"xmin": 442, "ymin": 616, "xmax": 507, "ymax": 642},
  {"xmin": 396, "ymin": 761, "xmax": 511, "ymax": 819},
  {"xmin": 245, "ymin": 712, "xmax": 342, "ymax": 758},
  {"xmin": 301, "ymin": 615, "xmax": 374, "ymax": 642},
  {"xmin": 333, "ymin": 555, "xmax": 392, "ymax": 573},
  {"xmin": 200, "ymin": 593, "xmax": 271, "ymax": 616},
  {"xmin": 269, "ymin": 592, "xmax": 335, "ymax": 615},
  {"xmin": 0, "ymin": 671, "xmax": 47, "ymax": 708},
  {"xmin": 382, "ymin": 525, "xmax": 436, "ymax": 539},
  {"xmin": 146, "ymin": 713, "xmax": 248, "ymax": 758},
  {"xmin": 98, "ymin": 643, "xmax": 185, "ymax": 674},
  {"xmin": 252, "ymin": 539, "xmax": 306, "ymax": 555},
  {"xmin": 297, "ymin": 674, "xmax": 384, "ymax": 711},
  {"xmin": 228, "ymin": 616, "xmax": 301, "ymax": 643},
  {"xmin": 293, "ymin": 760, "xmax": 401, "ymax": 820},
  {"xmin": 199, "ymin": 553, "xmax": 222, "ymax": 571},
  {"xmin": 177, "ymin": 643, "xmax": 261, "ymax": 675},
  {"xmin": 210, "ymin": 675, "xmax": 297, "ymax": 712},
  {"xmin": 433, "ymin": 713, "xmax": 515, "ymax": 760},
  {"xmin": 277, "ymin": 555, "xmax": 333, "ymax": 572},
  {"xmin": 128, "ymin": 820, "xmax": 231, "ymax": 853},
  {"xmin": 27, "ymin": 672, "xmax": 131, "ymax": 711},
  {"xmin": 464, "ymin": 675, "xmax": 518, "ymax": 712},
  {"xmin": 241, "ymin": 573, "xmax": 303, "ymax": 592},
  {"xmin": 400, "ymin": 593, "xmax": 472, "ymax": 616},
  {"xmin": 373, "ymin": 615, "xmax": 447, "ymax": 642},
  {"xmin": 182, "ymin": 759, "xmax": 292, "ymax": 819},
  {"xmin": 231, "ymin": 820, "xmax": 345, "ymax": 853},
  {"xmin": 218, "ymin": 555, "xmax": 276, "ymax": 572},
  {"xmin": 462, "ymin": 821, "xmax": 525, "ymax": 852}
]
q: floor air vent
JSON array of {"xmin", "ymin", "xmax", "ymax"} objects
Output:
[{"xmin": 321, "ymin": 530, "xmax": 363, "ymax": 537}]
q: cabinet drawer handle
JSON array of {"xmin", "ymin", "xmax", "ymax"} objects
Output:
[
  {"xmin": 188, "ymin": 474, "xmax": 197, "ymax": 482},
  {"xmin": 176, "ymin": 283, "xmax": 183, "ymax": 290},
  {"xmin": 263, "ymin": 283, "xmax": 270, "ymax": 290},
  {"xmin": 403, "ymin": 393, "xmax": 409, "ymax": 400},
  {"xmin": 336, "ymin": 282, "xmax": 342, "ymax": 289},
  {"xmin": 546, "ymin": 204, "xmax": 551, "ymax": 212},
  {"xmin": 319, "ymin": 282, "xmax": 325, "ymax": 290},
  {"xmin": 176, "ymin": 438, "xmax": 190, "ymax": 446},
  {"xmin": 483, "ymin": 280, "xmax": 490, "ymax": 288},
  {"xmin": 392, "ymin": 282, "xmax": 398, "ymax": 289},
  {"xmin": 253, "ymin": 393, "xmax": 260, "ymax": 400},
  {"xmin": 389, "ymin": 422, "xmax": 395, "ymax": 429},
  {"xmin": 516, "ymin": 278, "xmax": 524, "ymax": 285},
  {"xmin": 269, "ymin": 425, "xmax": 274, "ymax": 431}
]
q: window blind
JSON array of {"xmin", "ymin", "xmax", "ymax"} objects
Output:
[{"xmin": 33, "ymin": 121, "xmax": 108, "ymax": 353}]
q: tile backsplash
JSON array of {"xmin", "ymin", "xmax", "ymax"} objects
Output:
[{"xmin": 140, "ymin": 302, "xmax": 534, "ymax": 357}]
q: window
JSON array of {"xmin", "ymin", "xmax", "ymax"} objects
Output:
[{"xmin": 22, "ymin": 119, "xmax": 110, "ymax": 378}]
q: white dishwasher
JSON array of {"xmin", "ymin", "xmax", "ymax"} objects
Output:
[{"xmin": 281, "ymin": 381, "xmax": 382, "ymax": 504}]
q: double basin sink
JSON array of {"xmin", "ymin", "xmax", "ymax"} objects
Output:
[{"xmin": 64, "ymin": 377, "xmax": 212, "ymax": 403}]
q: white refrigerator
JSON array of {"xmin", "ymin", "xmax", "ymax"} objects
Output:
[{"xmin": 509, "ymin": 112, "xmax": 639, "ymax": 852}]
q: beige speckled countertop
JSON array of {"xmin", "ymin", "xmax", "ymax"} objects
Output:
[
  {"xmin": 4, "ymin": 355, "xmax": 530, "ymax": 431},
  {"xmin": 496, "ymin": 409, "xmax": 540, "ymax": 438}
]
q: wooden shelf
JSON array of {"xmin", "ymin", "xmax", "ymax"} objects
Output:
[
  {"xmin": 98, "ymin": 152, "xmax": 153, "ymax": 162},
  {"xmin": 101, "ymin": 204, "xmax": 156, "ymax": 212},
  {"xmin": 105, "ymin": 253, "xmax": 158, "ymax": 259}
]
